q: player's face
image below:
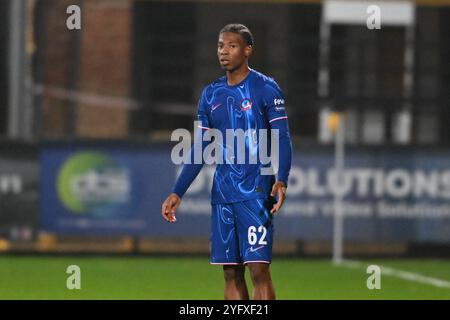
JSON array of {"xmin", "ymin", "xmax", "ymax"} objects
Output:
[{"xmin": 217, "ymin": 32, "xmax": 252, "ymax": 72}]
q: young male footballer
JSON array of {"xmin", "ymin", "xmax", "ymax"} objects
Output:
[{"xmin": 161, "ymin": 24, "xmax": 293, "ymax": 300}]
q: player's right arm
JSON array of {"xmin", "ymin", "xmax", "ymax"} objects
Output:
[{"xmin": 161, "ymin": 88, "xmax": 211, "ymax": 223}]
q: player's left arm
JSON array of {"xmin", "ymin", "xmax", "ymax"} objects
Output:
[{"xmin": 263, "ymin": 82, "xmax": 293, "ymax": 214}]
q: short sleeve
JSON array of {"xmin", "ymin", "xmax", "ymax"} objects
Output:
[
  {"xmin": 197, "ymin": 89, "xmax": 210, "ymax": 130},
  {"xmin": 262, "ymin": 81, "xmax": 288, "ymax": 125}
]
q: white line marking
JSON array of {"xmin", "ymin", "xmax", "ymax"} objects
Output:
[{"xmin": 336, "ymin": 259, "xmax": 450, "ymax": 289}]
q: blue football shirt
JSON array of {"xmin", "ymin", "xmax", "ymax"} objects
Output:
[{"xmin": 172, "ymin": 68, "xmax": 293, "ymax": 204}]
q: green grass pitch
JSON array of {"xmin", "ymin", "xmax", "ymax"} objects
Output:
[{"xmin": 0, "ymin": 256, "xmax": 449, "ymax": 299}]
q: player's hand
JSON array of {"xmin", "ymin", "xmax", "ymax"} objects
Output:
[
  {"xmin": 270, "ymin": 181, "xmax": 287, "ymax": 214},
  {"xmin": 161, "ymin": 193, "xmax": 181, "ymax": 223}
]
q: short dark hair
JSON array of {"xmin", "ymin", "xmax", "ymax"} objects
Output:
[{"xmin": 219, "ymin": 23, "xmax": 254, "ymax": 46}]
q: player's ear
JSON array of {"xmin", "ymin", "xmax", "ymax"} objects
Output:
[{"xmin": 244, "ymin": 45, "xmax": 253, "ymax": 58}]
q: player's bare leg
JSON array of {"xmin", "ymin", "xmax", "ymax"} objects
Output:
[
  {"xmin": 247, "ymin": 263, "xmax": 275, "ymax": 300},
  {"xmin": 223, "ymin": 265, "xmax": 249, "ymax": 300}
]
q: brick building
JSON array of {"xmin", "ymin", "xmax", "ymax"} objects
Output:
[
  {"xmin": 38, "ymin": 0, "xmax": 132, "ymax": 138},
  {"xmin": 20, "ymin": 0, "xmax": 450, "ymax": 145}
]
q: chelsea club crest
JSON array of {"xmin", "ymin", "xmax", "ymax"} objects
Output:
[{"xmin": 240, "ymin": 98, "xmax": 252, "ymax": 111}]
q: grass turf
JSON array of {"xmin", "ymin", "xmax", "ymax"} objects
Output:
[{"xmin": 0, "ymin": 256, "xmax": 449, "ymax": 299}]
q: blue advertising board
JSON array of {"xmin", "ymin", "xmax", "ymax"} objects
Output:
[{"xmin": 40, "ymin": 143, "xmax": 450, "ymax": 242}]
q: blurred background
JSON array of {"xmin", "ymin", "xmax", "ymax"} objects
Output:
[{"xmin": 1, "ymin": 0, "xmax": 450, "ymax": 299}]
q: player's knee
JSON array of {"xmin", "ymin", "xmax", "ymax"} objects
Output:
[
  {"xmin": 223, "ymin": 266, "xmax": 245, "ymax": 283},
  {"xmin": 248, "ymin": 264, "xmax": 271, "ymax": 285}
]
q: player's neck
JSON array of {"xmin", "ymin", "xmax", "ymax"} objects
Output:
[{"xmin": 226, "ymin": 65, "xmax": 250, "ymax": 86}]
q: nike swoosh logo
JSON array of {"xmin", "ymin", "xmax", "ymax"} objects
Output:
[
  {"xmin": 239, "ymin": 85, "xmax": 245, "ymax": 89},
  {"xmin": 211, "ymin": 103, "xmax": 221, "ymax": 111},
  {"xmin": 249, "ymin": 245, "xmax": 265, "ymax": 253}
]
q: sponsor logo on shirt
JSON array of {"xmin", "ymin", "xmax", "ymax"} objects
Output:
[{"xmin": 273, "ymin": 98, "xmax": 285, "ymax": 106}]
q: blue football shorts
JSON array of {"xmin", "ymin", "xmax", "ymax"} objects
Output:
[{"xmin": 210, "ymin": 198, "xmax": 275, "ymax": 265}]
